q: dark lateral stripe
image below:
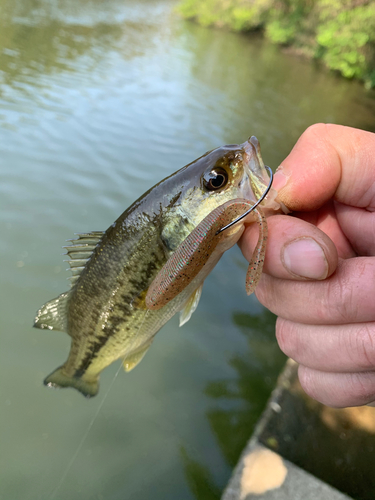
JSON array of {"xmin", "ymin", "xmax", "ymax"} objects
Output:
[
  {"xmin": 73, "ymin": 311, "xmax": 132, "ymax": 378},
  {"xmin": 73, "ymin": 254, "xmax": 163, "ymax": 378}
]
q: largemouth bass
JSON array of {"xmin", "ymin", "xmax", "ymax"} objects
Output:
[{"xmin": 34, "ymin": 137, "xmax": 280, "ymax": 397}]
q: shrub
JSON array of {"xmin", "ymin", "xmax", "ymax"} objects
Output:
[{"xmin": 177, "ymin": 0, "xmax": 375, "ymax": 87}]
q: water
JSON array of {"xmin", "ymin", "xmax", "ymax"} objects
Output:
[{"xmin": 1, "ymin": 1, "xmax": 374, "ymax": 499}]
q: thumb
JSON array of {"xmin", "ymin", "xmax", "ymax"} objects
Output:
[
  {"xmin": 240, "ymin": 214, "xmax": 338, "ymax": 280},
  {"xmin": 273, "ymin": 124, "xmax": 375, "ymax": 212}
]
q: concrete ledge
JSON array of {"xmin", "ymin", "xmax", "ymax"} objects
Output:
[{"xmin": 222, "ymin": 360, "xmax": 375, "ymax": 500}]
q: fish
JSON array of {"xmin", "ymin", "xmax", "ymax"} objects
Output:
[{"xmin": 33, "ymin": 136, "xmax": 281, "ymax": 398}]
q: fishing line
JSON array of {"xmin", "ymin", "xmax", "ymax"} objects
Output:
[
  {"xmin": 49, "ymin": 309, "xmax": 150, "ymax": 500},
  {"xmin": 49, "ymin": 159, "xmax": 273, "ymax": 497}
]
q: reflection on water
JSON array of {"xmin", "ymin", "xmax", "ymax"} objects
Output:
[
  {"xmin": 0, "ymin": 0, "xmax": 162, "ymax": 88},
  {"xmin": 181, "ymin": 310, "xmax": 285, "ymax": 498},
  {"xmin": 0, "ymin": 0, "xmax": 173, "ymax": 129},
  {"xmin": 1, "ymin": 0, "xmax": 374, "ymax": 498},
  {"xmin": 181, "ymin": 447, "xmax": 222, "ymax": 500},
  {"xmin": 206, "ymin": 310, "xmax": 285, "ymax": 467}
]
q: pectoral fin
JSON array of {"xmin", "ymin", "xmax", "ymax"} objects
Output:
[
  {"xmin": 123, "ymin": 341, "xmax": 153, "ymax": 372},
  {"xmin": 179, "ymin": 283, "xmax": 203, "ymax": 327}
]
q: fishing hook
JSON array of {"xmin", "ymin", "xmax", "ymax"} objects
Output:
[{"xmin": 216, "ymin": 165, "xmax": 274, "ymax": 235}]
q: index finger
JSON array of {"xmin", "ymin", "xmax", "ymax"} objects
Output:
[{"xmin": 274, "ymin": 124, "xmax": 375, "ymax": 212}]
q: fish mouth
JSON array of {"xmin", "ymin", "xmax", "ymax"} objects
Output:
[
  {"xmin": 243, "ymin": 136, "xmax": 268, "ymax": 182},
  {"xmin": 240, "ymin": 136, "xmax": 270, "ymax": 202}
]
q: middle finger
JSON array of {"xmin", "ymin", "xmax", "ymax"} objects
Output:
[
  {"xmin": 276, "ymin": 318, "xmax": 375, "ymax": 373},
  {"xmin": 256, "ymin": 257, "xmax": 375, "ymax": 325}
]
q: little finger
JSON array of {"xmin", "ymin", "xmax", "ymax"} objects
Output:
[{"xmin": 298, "ymin": 365, "xmax": 375, "ymax": 408}]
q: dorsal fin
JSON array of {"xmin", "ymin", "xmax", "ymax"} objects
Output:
[{"xmin": 63, "ymin": 231, "xmax": 104, "ymax": 288}]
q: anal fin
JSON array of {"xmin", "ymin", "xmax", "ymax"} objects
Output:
[
  {"xmin": 123, "ymin": 341, "xmax": 153, "ymax": 372},
  {"xmin": 179, "ymin": 283, "xmax": 203, "ymax": 327}
]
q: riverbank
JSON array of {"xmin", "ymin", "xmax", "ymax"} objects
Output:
[{"xmin": 177, "ymin": 0, "xmax": 375, "ymax": 89}]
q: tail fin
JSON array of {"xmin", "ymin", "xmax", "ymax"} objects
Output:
[{"xmin": 44, "ymin": 366, "xmax": 99, "ymax": 398}]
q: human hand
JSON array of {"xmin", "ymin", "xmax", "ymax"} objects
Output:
[{"xmin": 239, "ymin": 124, "xmax": 375, "ymax": 408}]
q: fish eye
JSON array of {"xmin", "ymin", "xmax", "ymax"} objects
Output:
[{"xmin": 203, "ymin": 167, "xmax": 229, "ymax": 191}]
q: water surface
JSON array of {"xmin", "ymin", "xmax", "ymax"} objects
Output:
[{"xmin": 1, "ymin": 1, "xmax": 374, "ymax": 499}]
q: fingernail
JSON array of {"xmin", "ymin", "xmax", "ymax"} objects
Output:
[
  {"xmin": 273, "ymin": 165, "xmax": 290, "ymax": 192},
  {"xmin": 282, "ymin": 238, "xmax": 328, "ymax": 280}
]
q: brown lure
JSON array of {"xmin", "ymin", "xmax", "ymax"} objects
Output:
[{"xmin": 146, "ymin": 199, "xmax": 267, "ymax": 310}]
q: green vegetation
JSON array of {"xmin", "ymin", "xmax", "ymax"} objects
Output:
[{"xmin": 177, "ymin": 0, "xmax": 375, "ymax": 88}]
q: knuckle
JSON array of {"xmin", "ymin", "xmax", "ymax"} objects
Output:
[
  {"xmin": 275, "ymin": 318, "xmax": 290, "ymax": 354},
  {"xmin": 254, "ymin": 284, "xmax": 266, "ymax": 306},
  {"xmin": 303, "ymin": 123, "xmax": 327, "ymax": 141},
  {"xmin": 325, "ymin": 274, "xmax": 357, "ymax": 323},
  {"xmin": 324, "ymin": 259, "xmax": 373, "ymax": 324},
  {"xmin": 298, "ymin": 366, "xmax": 319, "ymax": 400},
  {"xmin": 353, "ymin": 325, "xmax": 375, "ymax": 369},
  {"xmin": 275, "ymin": 318, "xmax": 299, "ymax": 359},
  {"xmin": 254, "ymin": 275, "xmax": 274, "ymax": 309}
]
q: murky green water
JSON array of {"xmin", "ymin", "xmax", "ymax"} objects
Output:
[{"xmin": 1, "ymin": 1, "xmax": 374, "ymax": 499}]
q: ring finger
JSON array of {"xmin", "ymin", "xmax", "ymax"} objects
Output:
[
  {"xmin": 276, "ymin": 318, "xmax": 375, "ymax": 373},
  {"xmin": 298, "ymin": 365, "xmax": 375, "ymax": 407}
]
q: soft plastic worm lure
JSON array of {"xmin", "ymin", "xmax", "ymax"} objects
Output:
[
  {"xmin": 244, "ymin": 207, "xmax": 267, "ymax": 293},
  {"xmin": 145, "ymin": 201, "xmax": 254, "ymax": 309},
  {"xmin": 145, "ymin": 167, "xmax": 272, "ymax": 310},
  {"xmin": 145, "ymin": 202, "xmax": 267, "ymax": 309}
]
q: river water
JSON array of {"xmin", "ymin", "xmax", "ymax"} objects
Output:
[{"xmin": 1, "ymin": 0, "xmax": 374, "ymax": 499}]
